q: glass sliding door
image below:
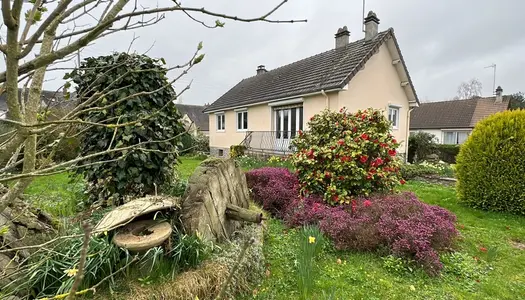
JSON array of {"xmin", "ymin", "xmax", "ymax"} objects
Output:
[{"xmin": 274, "ymin": 106, "xmax": 303, "ymax": 152}]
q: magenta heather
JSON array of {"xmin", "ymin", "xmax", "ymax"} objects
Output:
[{"xmin": 245, "ymin": 167, "xmax": 458, "ymax": 275}]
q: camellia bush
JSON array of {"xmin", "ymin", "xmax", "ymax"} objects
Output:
[
  {"xmin": 70, "ymin": 53, "xmax": 185, "ymax": 205},
  {"xmin": 291, "ymin": 108, "xmax": 404, "ymax": 205},
  {"xmin": 456, "ymin": 110, "xmax": 525, "ymax": 215}
]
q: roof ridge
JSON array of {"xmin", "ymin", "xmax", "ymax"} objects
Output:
[{"xmin": 241, "ymin": 29, "xmax": 393, "ymax": 82}]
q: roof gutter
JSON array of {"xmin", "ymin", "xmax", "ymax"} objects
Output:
[
  {"xmin": 321, "ymin": 89, "xmax": 329, "ymax": 109},
  {"xmin": 204, "ymin": 87, "xmax": 343, "ymax": 114}
]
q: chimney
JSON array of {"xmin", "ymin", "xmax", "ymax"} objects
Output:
[
  {"xmin": 495, "ymin": 86, "xmax": 503, "ymax": 103},
  {"xmin": 256, "ymin": 65, "xmax": 267, "ymax": 75},
  {"xmin": 334, "ymin": 26, "xmax": 350, "ymax": 49},
  {"xmin": 364, "ymin": 11, "xmax": 380, "ymax": 41}
]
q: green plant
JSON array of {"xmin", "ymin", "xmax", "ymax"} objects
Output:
[
  {"xmin": 382, "ymin": 255, "xmax": 414, "ymax": 274},
  {"xmin": 408, "ymin": 131, "xmax": 438, "ymax": 163},
  {"xmin": 441, "ymin": 251, "xmax": 491, "ymax": 291},
  {"xmin": 69, "ymin": 53, "xmax": 185, "ymax": 205},
  {"xmin": 436, "ymin": 144, "xmax": 460, "ymax": 164},
  {"xmin": 230, "ymin": 144, "xmax": 247, "ymax": 158},
  {"xmin": 169, "ymin": 231, "xmax": 213, "ymax": 272},
  {"xmin": 291, "ymin": 108, "xmax": 403, "ymax": 205},
  {"xmin": 456, "ymin": 109, "xmax": 525, "ymax": 215},
  {"xmin": 400, "ymin": 161, "xmax": 455, "ymax": 180},
  {"xmin": 297, "ymin": 225, "xmax": 324, "ymax": 300}
]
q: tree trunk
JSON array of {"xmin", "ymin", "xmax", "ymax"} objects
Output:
[{"xmin": 225, "ymin": 203, "xmax": 263, "ymax": 223}]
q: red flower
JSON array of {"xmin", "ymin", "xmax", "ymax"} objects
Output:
[
  {"xmin": 351, "ymin": 200, "xmax": 357, "ymax": 213},
  {"xmin": 332, "ymin": 194, "xmax": 339, "ymax": 202},
  {"xmin": 338, "ymin": 176, "xmax": 345, "ymax": 180},
  {"xmin": 479, "ymin": 247, "xmax": 487, "ymax": 252},
  {"xmin": 363, "ymin": 200, "xmax": 372, "ymax": 207},
  {"xmin": 371, "ymin": 157, "xmax": 383, "ymax": 167},
  {"xmin": 373, "ymin": 139, "xmax": 379, "ymax": 144},
  {"xmin": 380, "ymin": 142, "xmax": 389, "ymax": 148},
  {"xmin": 324, "ymin": 172, "xmax": 331, "ymax": 178},
  {"xmin": 366, "ymin": 175, "xmax": 372, "ymax": 180},
  {"xmin": 388, "ymin": 149, "xmax": 397, "ymax": 156},
  {"xmin": 341, "ymin": 156, "xmax": 351, "ymax": 162},
  {"xmin": 352, "ymin": 127, "xmax": 357, "ymax": 132},
  {"xmin": 361, "ymin": 133, "xmax": 369, "ymax": 140},
  {"xmin": 400, "ymin": 179, "xmax": 406, "ymax": 185},
  {"xmin": 392, "ymin": 139, "xmax": 397, "ymax": 144},
  {"xmin": 369, "ymin": 169, "xmax": 377, "ymax": 174},
  {"xmin": 337, "ymin": 139, "xmax": 345, "ymax": 146},
  {"xmin": 360, "ymin": 155, "xmax": 368, "ymax": 163},
  {"xmin": 330, "ymin": 146, "xmax": 335, "ymax": 150},
  {"xmin": 339, "ymin": 107, "xmax": 344, "ymax": 113},
  {"xmin": 307, "ymin": 149, "xmax": 314, "ymax": 158}
]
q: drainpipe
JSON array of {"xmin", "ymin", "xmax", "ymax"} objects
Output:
[
  {"xmin": 405, "ymin": 107, "xmax": 415, "ymax": 163},
  {"xmin": 321, "ymin": 89, "xmax": 329, "ymax": 109}
]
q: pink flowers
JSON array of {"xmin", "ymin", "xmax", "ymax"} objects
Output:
[
  {"xmin": 363, "ymin": 200, "xmax": 372, "ymax": 207},
  {"xmin": 361, "ymin": 133, "xmax": 369, "ymax": 140},
  {"xmin": 337, "ymin": 139, "xmax": 345, "ymax": 146},
  {"xmin": 371, "ymin": 157, "xmax": 383, "ymax": 167},
  {"xmin": 360, "ymin": 155, "xmax": 368, "ymax": 163}
]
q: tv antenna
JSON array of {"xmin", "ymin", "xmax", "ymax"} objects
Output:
[{"xmin": 484, "ymin": 63, "xmax": 496, "ymax": 94}]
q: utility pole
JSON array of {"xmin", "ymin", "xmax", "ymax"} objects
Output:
[{"xmin": 484, "ymin": 63, "xmax": 496, "ymax": 94}]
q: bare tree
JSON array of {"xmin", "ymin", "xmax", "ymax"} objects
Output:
[
  {"xmin": 454, "ymin": 78, "xmax": 483, "ymax": 100},
  {"xmin": 0, "ymin": 1, "xmax": 305, "ymax": 211}
]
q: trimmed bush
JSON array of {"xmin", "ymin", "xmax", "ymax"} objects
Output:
[
  {"xmin": 456, "ymin": 110, "xmax": 525, "ymax": 215},
  {"xmin": 245, "ymin": 167, "xmax": 299, "ymax": 218},
  {"xmin": 291, "ymin": 108, "xmax": 403, "ymax": 205},
  {"xmin": 436, "ymin": 144, "xmax": 460, "ymax": 164}
]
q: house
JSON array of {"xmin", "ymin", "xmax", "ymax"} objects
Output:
[
  {"xmin": 204, "ymin": 11, "xmax": 419, "ymax": 158},
  {"xmin": 175, "ymin": 104, "xmax": 209, "ymax": 136},
  {"xmin": 0, "ymin": 89, "xmax": 73, "ymax": 120},
  {"xmin": 410, "ymin": 87, "xmax": 510, "ymax": 144}
]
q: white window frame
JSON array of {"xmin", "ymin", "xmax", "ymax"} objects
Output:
[
  {"xmin": 388, "ymin": 105, "xmax": 400, "ymax": 130},
  {"xmin": 215, "ymin": 112, "xmax": 225, "ymax": 132},
  {"xmin": 443, "ymin": 130, "xmax": 471, "ymax": 145},
  {"xmin": 235, "ymin": 108, "xmax": 248, "ymax": 131}
]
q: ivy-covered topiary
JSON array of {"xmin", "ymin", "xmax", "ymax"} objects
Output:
[
  {"xmin": 291, "ymin": 108, "xmax": 404, "ymax": 205},
  {"xmin": 69, "ymin": 53, "xmax": 185, "ymax": 205},
  {"xmin": 456, "ymin": 110, "xmax": 525, "ymax": 215}
]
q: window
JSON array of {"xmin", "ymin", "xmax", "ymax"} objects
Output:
[
  {"xmin": 444, "ymin": 131, "xmax": 470, "ymax": 144},
  {"xmin": 236, "ymin": 110, "xmax": 248, "ymax": 131},
  {"xmin": 216, "ymin": 113, "xmax": 225, "ymax": 131},
  {"xmin": 218, "ymin": 149, "xmax": 224, "ymax": 156},
  {"xmin": 388, "ymin": 106, "xmax": 400, "ymax": 129},
  {"xmin": 275, "ymin": 106, "xmax": 303, "ymax": 139}
]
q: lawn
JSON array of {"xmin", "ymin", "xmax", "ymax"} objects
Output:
[{"xmin": 252, "ymin": 182, "xmax": 525, "ymax": 299}]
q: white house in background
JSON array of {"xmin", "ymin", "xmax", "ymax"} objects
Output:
[{"xmin": 409, "ymin": 86, "xmax": 510, "ymax": 144}]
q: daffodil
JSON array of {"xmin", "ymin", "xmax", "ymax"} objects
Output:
[
  {"xmin": 64, "ymin": 268, "xmax": 78, "ymax": 277},
  {"xmin": 308, "ymin": 236, "xmax": 316, "ymax": 244}
]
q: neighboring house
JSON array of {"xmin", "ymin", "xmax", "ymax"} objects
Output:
[
  {"xmin": 0, "ymin": 89, "xmax": 74, "ymax": 120},
  {"xmin": 410, "ymin": 87, "xmax": 510, "ymax": 144},
  {"xmin": 175, "ymin": 104, "xmax": 209, "ymax": 136},
  {"xmin": 204, "ymin": 11, "xmax": 419, "ymax": 158}
]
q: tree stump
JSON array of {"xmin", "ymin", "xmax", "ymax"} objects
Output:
[{"xmin": 181, "ymin": 158, "xmax": 257, "ymax": 242}]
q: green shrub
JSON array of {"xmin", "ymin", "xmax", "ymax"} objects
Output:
[
  {"xmin": 179, "ymin": 132, "xmax": 209, "ymax": 154},
  {"xmin": 400, "ymin": 162, "xmax": 455, "ymax": 180},
  {"xmin": 456, "ymin": 110, "xmax": 525, "ymax": 215},
  {"xmin": 69, "ymin": 53, "xmax": 185, "ymax": 205},
  {"xmin": 436, "ymin": 144, "xmax": 460, "ymax": 164},
  {"xmin": 291, "ymin": 108, "xmax": 403, "ymax": 205},
  {"xmin": 408, "ymin": 131, "xmax": 438, "ymax": 163}
]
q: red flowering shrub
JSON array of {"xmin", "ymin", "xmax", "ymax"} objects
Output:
[
  {"xmin": 291, "ymin": 108, "xmax": 403, "ymax": 205},
  {"xmin": 245, "ymin": 167, "xmax": 299, "ymax": 218}
]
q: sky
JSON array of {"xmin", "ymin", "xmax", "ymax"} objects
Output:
[{"xmin": 7, "ymin": 0, "xmax": 525, "ymax": 105}]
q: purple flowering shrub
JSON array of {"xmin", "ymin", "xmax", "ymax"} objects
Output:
[
  {"xmin": 245, "ymin": 167, "xmax": 458, "ymax": 275},
  {"xmin": 245, "ymin": 167, "xmax": 299, "ymax": 218}
]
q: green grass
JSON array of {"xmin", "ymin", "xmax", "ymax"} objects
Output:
[
  {"xmin": 24, "ymin": 172, "xmax": 84, "ymax": 217},
  {"xmin": 178, "ymin": 156, "xmax": 205, "ymax": 179},
  {"xmin": 252, "ymin": 182, "xmax": 525, "ymax": 299}
]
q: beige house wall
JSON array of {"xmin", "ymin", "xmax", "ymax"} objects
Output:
[
  {"xmin": 208, "ymin": 104, "xmax": 272, "ymax": 149},
  {"xmin": 208, "ymin": 43, "xmax": 413, "ymax": 155}
]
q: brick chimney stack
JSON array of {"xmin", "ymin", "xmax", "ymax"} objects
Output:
[
  {"xmin": 495, "ymin": 86, "xmax": 503, "ymax": 103},
  {"xmin": 364, "ymin": 11, "xmax": 380, "ymax": 41},
  {"xmin": 335, "ymin": 26, "xmax": 350, "ymax": 49}
]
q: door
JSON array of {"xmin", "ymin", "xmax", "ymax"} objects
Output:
[{"xmin": 274, "ymin": 107, "xmax": 303, "ymax": 152}]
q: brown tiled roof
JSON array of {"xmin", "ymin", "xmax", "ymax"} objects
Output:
[
  {"xmin": 175, "ymin": 104, "xmax": 209, "ymax": 131},
  {"xmin": 410, "ymin": 96, "xmax": 510, "ymax": 129},
  {"xmin": 204, "ymin": 28, "xmax": 418, "ymax": 112}
]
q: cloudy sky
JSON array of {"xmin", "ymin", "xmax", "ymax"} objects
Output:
[{"xmin": 16, "ymin": 0, "xmax": 525, "ymax": 104}]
